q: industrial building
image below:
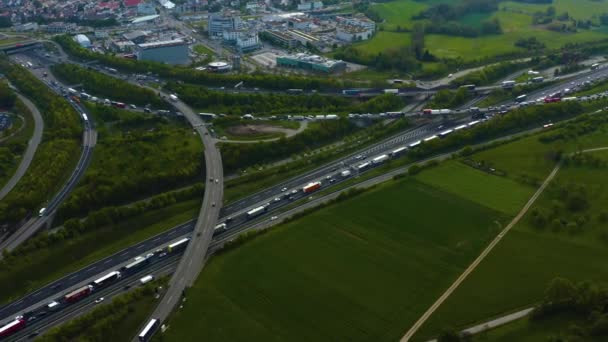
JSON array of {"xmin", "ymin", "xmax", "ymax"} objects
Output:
[
  {"xmin": 208, "ymin": 13, "xmax": 243, "ymax": 39},
  {"xmin": 207, "ymin": 61, "xmax": 232, "ymax": 72},
  {"xmin": 74, "ymin": 34, "xmax": 91, "ymax": 48},
  {"xmin": 336, "ymin": 25, "xmax": 373, "ymax": 42},
  {"xmin": 276, "ymin": 53, "xmax": 346, "ymax": 73},
  {"xmin": 137, "ymin": 39, "xmax": 189, "ymax": 65},
  {"xmin": 264, "ymin": 30, "xmax": 298, "ymax": 48}
]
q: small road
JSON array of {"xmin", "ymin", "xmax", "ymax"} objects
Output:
[
  {"xmin": 401, "ymin": 162, "xmax": 562, "ymax": 341},
  {"xmin": 0, "ymin": 53, "xmax": 97, "ymax": 254},
  {"xmin": 0, "ymin": 93, "xmax": 43, "ymax": 201},
  {"xmin": 218, "ymin": 120, "xmax": 309, "ymax": 144}
]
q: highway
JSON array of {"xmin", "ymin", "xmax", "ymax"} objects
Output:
[
  {"xmin": 0, "ymin": 93, "xmax": 44, "ymax": 201},
  {"xmin": 0, "ymin": 111, "xmax": 561, "ymax": 340},
  {"xmin": 0, "ymin": 53, "xmax": 97, "ymax": 254},
  {"xmin": 1, "ymin": 41, "xmax": 607, "ymax": 338},
  {"xmin": 140, "ymin": 94, "xmax": 224, "ymax": 330}
]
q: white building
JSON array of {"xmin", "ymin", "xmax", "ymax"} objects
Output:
[
  {"xmin": 297, "ymin": 0, "xmax": 323, "ymax": 10},
  {"xmin": 14, "ymin": 22, "xmax": 38, "ymax": 32},
  {"xmin": 336, "ymin": 15, "xmax": 376, "ymax": 31},
  {"xmin": 74, "ymin": 34, "xmax": 91, "ymax": 48},
  {"xmin": 336, "ymin": 25, "xmax": 373, "ymax": 42},
  {"xmin": 236, "ymin": 34, "xmax": 260, "ymax": 52},
  {"xmin": 208, "ymin": 13, "xmax": 243, "ymax": 39}
]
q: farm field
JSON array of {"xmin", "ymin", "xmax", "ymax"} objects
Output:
[
  {"xmin": 356, "ymin": 0, "xmax": 608, "ymax": 61},
  {"xmin": 353, "ymin": 31, "xmax": 411, "ymax": 55},
  {"xmin": 471, "ymin": 115, "xmax": 608, "ymax": 183},
  {"xmin": 161, "ymin": 178, "xmax": 508, "ymax": 342},
  {"xmin": 416, "ymin": 161, "xmax": 534, "ymax": 215},
  {"xmin": 413, "ymin": 135, "xmax": 608, "ymax": 340}
]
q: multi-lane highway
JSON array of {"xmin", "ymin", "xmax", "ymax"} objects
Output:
[
  {"xmin": 0, "ymin": 54, "xmax": 97, "ymax": 254},
  {"xmin": 2, "ymin": 41, "xmax": 608, "ymax": 339},
  {"xmin": 0, "ymin": 93, "xmax": 44, "ymax": 201}
]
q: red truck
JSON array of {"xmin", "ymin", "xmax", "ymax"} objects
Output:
[
  {"xmin": 302, "ymin": 182, "xmax": 321, "ymax": 194},
  {"xmin": 544, "ymin": 97, "xmax": 561, "ymax": 103},
  {"xmin": 114, "ymin": 102, "xmax": 126, "ymax": 108},
  {"xmin": 0, "ymin": 317, "xmax": 26, "ymax": 338},
  {"xmin": 64, "ymin": 285, "xmax": 93, "ymax": 303}
]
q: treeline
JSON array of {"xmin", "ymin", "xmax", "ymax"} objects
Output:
[
  {"xmin": 4, "ymin": 184, "xmax": 203, "ymax": 261},
  {"xmin": 221, "ymin": 118, "xmax": 410, "ymax": 172},
  {"xmin": 55, "ymin": 104, "xmax": 203, "ymax": 220},
  {"xmin": 334, "ymin": 46, "xmax": 421, "ymax": 73},
  {"xmin": 0, "ymin": 83, "xmax": 25, "ymax": 182},
  {"xmin": 51, "ymin": 63, "xmax": 168, "ymax": 108},
  {"xmin": 427, "ymin": 88, "xmax": 472, "ymax": 109},
  {"xmin": 530, "ymin": 278, "xmax": 608, "ymax": 339},
  {"xmin": 451, "ymin": 59, "xmax": 538, "ymax": 86},
  {"xmin": 0, "ymin": 58, "xmax": 82, "ymax": 224},
  {"xmin": 38, "ymin": 280, "xmax": 162, "ymax": 342},
  {"xmin": 54, "ymin": 35, "xmax": 375, "ymax": 91},
  {"xmin": 413, "ymin": 0, "xmax": 502, "ymax": 37},
  {"xmin": 221, "ymin": 118, "xmax": 357, "ymax": 172},
  {"xmin": 408, "ymin": 101, "xmax": 585, "ymax": 162},
  {"xmin": 166, "ymin": 82, "xmax": 405, "ymax": 115}
]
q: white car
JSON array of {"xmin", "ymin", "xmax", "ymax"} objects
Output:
[
  {"xmin": 274, "ymin": 197, "xmax": 281, "ymax": 202},
  {"xmin": 270, "ymin": 216, "xmax": 278, "ymax": 221},
  {"xmin": 281, "ymin": 187, "xmax": 288, "ymax": 192},
  {"xmin": 94, "ymin": 297, "xmax": 104, "ymax": 304}
]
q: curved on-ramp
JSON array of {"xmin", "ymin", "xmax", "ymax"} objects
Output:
[{"xmin": 0, "ymin": 93, "xmax": 44, "ymax": 201}]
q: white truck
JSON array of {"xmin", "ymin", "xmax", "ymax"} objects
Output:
[
  {"xmin": 384, "ymin": 89, "xmax": 399, "ymax": 94},
  {"xmin": 372, "ymin": 154, "xmax": 389, "ymax": 164},
  {"xmin": 341, "ymin": 170, "xmax": 351, "ymax": 177},
  {"xmin": 140, "ymin": 275, "xmax": 154, "ymax": 285}
]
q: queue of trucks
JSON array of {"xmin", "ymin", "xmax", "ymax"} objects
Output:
[{"xmin": 0, "ymin": 237, "xmax": 191, "ymax": 340}]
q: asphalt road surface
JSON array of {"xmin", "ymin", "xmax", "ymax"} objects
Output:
[
  {"xmin": 0, "ymin": 93, "xmax": 44, "ymax": 201},
  {"xmin": 0, "ymin": 54, "xmax": 97, "ymax": 254},
  {"xmin": 143, "ymin": 95, "xmax": 224, "ymax": 332}
]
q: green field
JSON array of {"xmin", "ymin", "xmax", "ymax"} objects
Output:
[
  {"xmin": 353, "ymin": 31, "xmax": 411, "ymax": 55},
  {"xmin": 161, "ymin": 176, "xmax": 509, "ymax": 342},
  {"xmin": 413, "ymin": 131, "xmax": 608, "ymax": 340},
  {"xmin": 416, "ymin": 162, "xmax": 534, "ymax": 215},
  {"xmin": 356, "ymin": 0, "xmax": 608, "ymax": 61},
  {"xmin": 501, "ymin": 0, "xmax": 608, "ymax": 22},
  {"xmin": 371, "ymin": 0, "xmax": 428, "ymax": 31}
]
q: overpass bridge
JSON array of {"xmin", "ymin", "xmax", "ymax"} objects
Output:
[{"xmin": 1, "ymin": 41, "xmax": 42, "ymax": 55}]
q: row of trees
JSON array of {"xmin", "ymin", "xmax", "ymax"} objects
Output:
[
  {"xmin": 426, "ymin": 88, "xmax": 473, "ymax": 109},
  {"xmin": 53, "ymin": 35, "xmax": 376, "ymax": 91},
  {"xmin": 221, "ymin": 117, "xmax": 410, "ymax": 172},
  {"xmin": 0, "ymin": 57, "xmax": 82, "ymax": 225},
  {"xmin": 4, "ymin": 183, "xmax": 203, "ymax": 261},
  {"xmin": 51, "ymin": 63, "xmax": 168, "ymax": 108},
  {"xmin": 412, "ymin": 0, "xmax": 502, "ymax": 37},
  {"xmin": 0, "ymin": 82, "xmax": 24, "ymax": 182},
  {"xmin": 55, "ymin": 104, "xmax": 203, "ymax": 220},
  {"xmin": 167, "ymin": 82, "xmax": 405, "ymax": 115},
  {"xmin": 530, "ymin": 278, "xmax": 608, "ymax": 338}
]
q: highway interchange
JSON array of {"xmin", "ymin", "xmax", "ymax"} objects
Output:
[
  {"xmin": 1, "ymin": 42, "xmax": 608, "ymax": 340},
  {"xmin": 0, "ymin": 54, "xmax": 97, "ymax": 255},
  {"xmin": 0, "ymin": 93, "xmax": 44, "ymax": 202}
]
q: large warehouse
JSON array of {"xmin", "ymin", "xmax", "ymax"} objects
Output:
[
  {"xmin": 276, "ymin": 53, "xmax": 346, "ymax": 73},
  {"xmin": 136, "ymin": 39, "xmax": 189, "ymax": 65}
]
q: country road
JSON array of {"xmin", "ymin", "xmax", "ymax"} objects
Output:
[
  {"xmin": 0, "ymin": 93, "xmax": 43, "ymax": 201},
  {"xmin": 406, "ymin": 145, "xmax": 608, "ymax": 341},
  {"xmin": 401, "ymin": 162, "xmax": 562, "ymax": 341}
]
